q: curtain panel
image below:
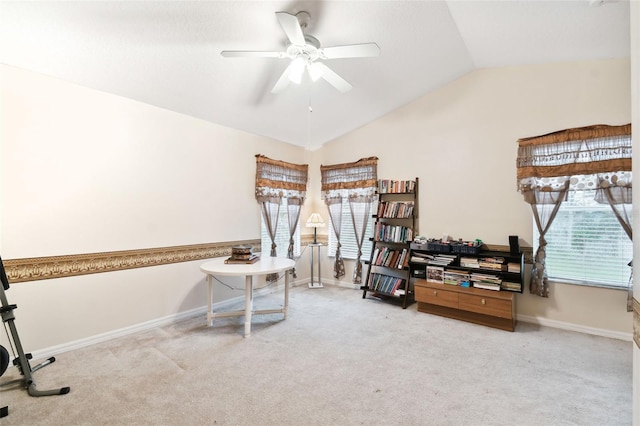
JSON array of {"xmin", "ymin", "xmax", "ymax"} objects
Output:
[
  {"xmin": 255, "ymin": 155, "xmax": 309, "ymax": 281},
  {"xmin": 321, "ymin": 157, "xmax": 378, "ymax": 282},
  {"xmin": 516, "ymin": 124, "xmax": 632, "ymax": 300}
]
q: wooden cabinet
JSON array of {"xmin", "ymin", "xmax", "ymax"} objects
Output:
[
  {"xmin": 409, "ymin": 243, "xmax": 522, "ymax": 331},
  {"xmin": 415, "ymin": 280, "xmax": 516, "ymax": 331},
  {"xmin": 361, "ymin": 178, "xmax": 418, "ymax": 309}
]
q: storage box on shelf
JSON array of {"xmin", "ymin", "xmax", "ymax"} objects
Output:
[
  {"xmin": 408, "ymin": 241, "xmax": 524, "ymax": 331},
  {"xmin": 361, "ymin": 178, "xmax": 418, "ymax": 309}
]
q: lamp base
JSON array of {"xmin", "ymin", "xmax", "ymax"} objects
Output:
[{"xmin": 308, "ymin": 282, "xmax": 323, "ymax": 289}]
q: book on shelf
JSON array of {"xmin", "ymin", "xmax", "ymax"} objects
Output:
[
  {"xmin": 507, "ymin": 262, "xmax": 521, "ymax": 273},
  {"xmin": 377, "ymin": 179, "xmax": 416, "ymax": 194},
  {"xmin": 378, "ymin": 247, "xmax": 390, "ymax": 265},
  {"xmin": 377, "ymin": 201, "xmax": 415, "ymax": 218},
  {"xmin": 396, "ymin": 248, "xmax": 408, "ymax": 269},
  {"xmin": 470, "ymin": 272, "xmax": 502, "ymax": 283},
  {"xmin": 374, "ymin": 223, "xmax": 413, "ymax": 243},
  {"xmin": 369, "ymin": 273, "xmax": 405, "ymax": 296},
  {"xmin": 478, "ymin": 256, "xmax": 505, "ymax": 271},
  {"xmin": 371, "ymin": 247, "xmax": 380, "ymax": 264},
  {"xmin": 470, "ymin": 272, "xmax": 502, "ymax": 290},
  {"xmin": 443, "ymin": 269, "xmax": 469, "ymax": 286},
  {"xmin": 501, "ymin": 281, "xmax": 522, "ymax": 292},
  {"xmin": 403, "ymin": 249, "xmax": 411, "ymax": 268},
  {"xmin": 460, "ymin": 257, "xmax": 480, "ymax": 268},
  {"xmin": 373, "ymin": 247, "xmax": 408, "ymax": 269},
  {"xmin": 426, "ymin": 265, "xmax": 444, "ymax": 284},
  {"xmin": 428, "ymin": 254, "xmax": 456, "ymax": 266},
  {"xmin": 410, "ymin": 252, "xmax": 456, "ymax": 266},
  {"xmin": 410, "ymin": 251, "xmax": 430, "ymax": 263},
  {"xmin": 386, "ymin": 250, "xmax": 399, "ymax": 267},
  {"xmin": 473, "ymin": 282, "xmax": 501, "ymax": 291}
]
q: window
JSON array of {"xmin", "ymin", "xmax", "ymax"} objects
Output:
[
  {"xmin": 327, "ymin": 201, "xmax": 374, "ymax": 260},
  {"xmin": 534, "ymin": 190, "xmax": 632, "ymax": 288},
  {"xmin": 260, "ymin": 199, "xmax": 301, "ymax": 258}
]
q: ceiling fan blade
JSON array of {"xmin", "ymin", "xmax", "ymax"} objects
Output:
[
  {"xmin": 271, "ymin": 62, "xmax": 295, "ymax": 94},
  {"xmin": 275, "ymin": 11, "xmax": 306, "ymax": 46},
  {"xmin": 221, "ymin": 51, "xmax": 285, "ymax": 58},
  {"xmin": 321, "ymin": 43, "xmax": 381, "ymax": 59},
  {"xmin": 313, "ymin": 62, "xmax": 352, "ymax": 93}
]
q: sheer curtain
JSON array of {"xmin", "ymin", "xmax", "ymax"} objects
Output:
[
  {"xmin": 286, "ymin": 198, "xmax": 304, "ymax": 278},
  {"xmin": 596, "ymin": 182, "xmax": 633, "ymax": 310},
  {"xmin": 517, "ymin": 124, "xmax": 632, "ymax": 301},
  {"xmin": 526, "ymin": 187, "xmax": 569, "ymax": 297},
  {"xmin": 255, "ymin": 155, "xmax": 308, "ymax": 281},
  {"xmin": 326, "ymin": 197, "xmax": 345, "ymax": 279},
  {"xmin": 321, "ymin": 157, "xmax": 377, "ymax": 282},
  {"xmin": 349, "ymin": 195, "xmax": 372, "ymax": 284}
]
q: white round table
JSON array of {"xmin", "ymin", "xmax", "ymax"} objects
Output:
[{"xmin": 200, "ymin": 256, "xmax": 295, "ymax": 337}]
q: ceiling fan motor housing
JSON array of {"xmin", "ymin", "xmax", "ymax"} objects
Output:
[{"xmin": 286, "ymin": 35, "xmax": 321, "ymax": 62}]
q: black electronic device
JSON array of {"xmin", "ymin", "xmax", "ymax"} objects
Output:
[{"xmin": 509, "ymin": 235, "xmax": 520, "ymax": 254}]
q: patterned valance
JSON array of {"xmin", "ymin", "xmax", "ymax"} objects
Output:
[
  {"xmin": 255, "ymin": 154, "xmax": 308, "ymax": 203},
  {"xmin": 320, "ymin": 157, "xmax": 378, "ymax": 201},
  {"xmin": 517, "ymin": 124, "xmax": 631, "ymax": 196}
]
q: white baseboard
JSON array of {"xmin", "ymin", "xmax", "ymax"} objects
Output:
[
  {"xmin": 29, "ymin": 307, "xmax": 205, "ymax": 361},
  {"xmin": 24, "ymin": 282, "xmax": 631, "ymax": 362},
  {"xmin": 517, "ymin": 314, "xmax": 633, "ymax": 341},
  {"xmin": 28, "ymin": 286, "xmax": 281, "ymax": 361}
]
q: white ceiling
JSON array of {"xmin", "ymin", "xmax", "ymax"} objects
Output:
[{"xmin": 0, "ymin": 1, "xmax": 630, "ymax": 150}]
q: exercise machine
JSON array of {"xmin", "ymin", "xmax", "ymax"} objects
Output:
[{"xmin": 0, "ymin": 255, "xmax": 70, "ymax": 417}]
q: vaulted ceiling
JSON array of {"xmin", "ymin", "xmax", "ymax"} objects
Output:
[{"xmin": 0, "ymin": 1, "xmax": 630, "ymax": 149}]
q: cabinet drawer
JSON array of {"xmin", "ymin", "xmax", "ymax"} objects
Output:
[
  {"xmin": 459, "ymin": 293, "xmax": 512, "ymax": 319},
  {"xmin": 415, "ymin": 285, "xmax": 458, "ymax": 308}
]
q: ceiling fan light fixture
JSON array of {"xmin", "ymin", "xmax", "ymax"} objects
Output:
[
  {"xmin": 308, "ymin": 62, "xmax": 323, "ymax": 82},
  {"xmin": 289, "ymin": 57, "xmax": 306, "ymax": 84}
]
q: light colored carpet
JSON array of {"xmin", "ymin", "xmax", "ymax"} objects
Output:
[{"xmin": 1, "ymin": 284, "xmax": 632, "ymax": 425}]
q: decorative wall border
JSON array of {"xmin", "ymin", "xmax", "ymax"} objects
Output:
[
  {"xmin": 3, "ymin": 240, "xmax": 261, "ymax": 283},
  {"xmin": 2, "ymin": 238, "xmax": 531, "ymax": 284},
  {"xmin": 301, "ymin": 234, "xmax": 328, "ymax": 245},
  {"xmin": 634, "ymin": 297, "xmax": 640, "ymax": 349}
]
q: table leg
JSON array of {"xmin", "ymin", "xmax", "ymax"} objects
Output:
[
  {"xmin": 244, "ymin": 275, "xmax": 252, "ymax": 337},
  {"xmin": 207, "ymin": 274, "xmax": 213, "ymax": 326},
  {"xmin": 310, "ymin": 248, "xmax": 315, "ymax": 287},
  {"xmin": 318, "ymin": 248, "xmax": 321, "ymax": 286},
  {"xmin": 284, "ymin": 268, "xmax": 290, "ymax": 319}
]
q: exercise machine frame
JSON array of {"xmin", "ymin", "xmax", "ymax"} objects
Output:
[{"xmin": 0, "ymin": 255, "xmax": 70, "ymax": 417}]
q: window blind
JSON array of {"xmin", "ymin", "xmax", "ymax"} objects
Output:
[
  {"xmin": 327, "ymin": 201, "xmax": 374, "ymax": 260},
  {"xmin": 535, "ymin": 191, "xmax": 632, "ymax": 288}
]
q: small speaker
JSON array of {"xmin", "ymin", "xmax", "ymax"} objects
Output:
[{"xmin": 509, "ymin": 235, "xmax": 519, "ymax": 254}]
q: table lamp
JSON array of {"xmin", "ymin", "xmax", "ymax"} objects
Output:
[{"xmin": 306, "ymin": 213, "xmax": 325, "ymax": 244}]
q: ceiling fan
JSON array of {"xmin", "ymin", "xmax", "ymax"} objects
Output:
[{"xmin": 220, "ymin": 11, "xmax": 380, "ymax": 94}]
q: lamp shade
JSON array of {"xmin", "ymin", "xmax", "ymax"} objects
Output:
[{"xmin": 306, "ymin": 213, "xmax": 326, "ymax": 228}]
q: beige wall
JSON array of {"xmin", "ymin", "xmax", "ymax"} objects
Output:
[
  {"xmin": 0, "ymin": 57, "xmax": 633, "ymax": 354},
  {"xmin": 0, "ymin": 65, "xmax": 308, "ymax": 351},
  {"xmin": 316, "ymin": 58, "xmax": 633, "ymax": 337}
]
